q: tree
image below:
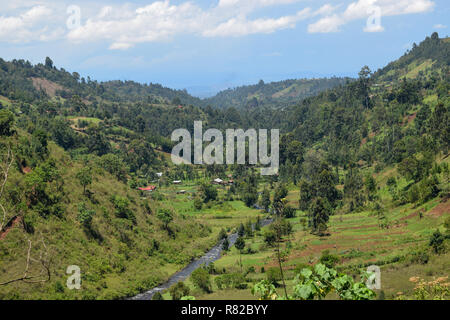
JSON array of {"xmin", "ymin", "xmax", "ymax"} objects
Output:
[
  {"xmin": 152, "ymin": 292, "xmax": 164, "ymax": 300},
  {"xmin": 309, "ymin": 197, "xmax": 331, "ymax": 235},
  {"xmin": 99, "ymin": 154, "xmax": 128, "ymax": 183},
  {"xmin": 429, "ymin": 230, "xmax": 445, "ymax": 254},
  {"xmin": 169, "ymin": 281, "xmax": 190, "ymax": 300},
  {"xmin": 190, "ymin": 268, "xmax": 211, "ymax": 293},
  {"xmin": 319, "ymin": 250, "xmax": 340, "ymax": 268},
  {"xmin": 260, "ymin": 188, "xmax": 271, "ymax": 212},
  {"xmin": 76, "ymin": 167, "xmax": 92, "ymax": 196},
  {"xmin": 111, "ymin": 195, "xmax": 135, "ymax": 222},
  {"xmin": 157, "ymin": 208, "xmax": 174, "ymax": 230},
  {"xmin": 218, "ymin": 228, "xmax": 227, "ymax": 241},
  {"xmin": 235, "ymin": 237, "xmax": 245, "ymax": 272},
  {"xmin": 358, "ymin": 66, "xmax": 372, "ymax": 109},
  {"xmin": 193, "ymin": 197, "xmax": 203, "ymax": 210},
  {"xmin": 199, "ymin": 182, "xmax": 218, "ymax": 203},
  {"xmin": 0, "ymin": 110, "xmax": 14, "ymax": 136},
  {"xmin": 299, "ymin": 179, "xmax": 313, "ymax": 211},
  {"xmin": 344, "ymin": 169, "xmax": 366, "ymax": 211},
  {"xmin": 45, "ymin": 57, "xmax": 53, "ymax": 69},
  {"xmin": 365, "ymin": 174, "xmax": 377, "ymax": 201},
  {"xmin": 237, "ymin": 223, "xmax": 245, "ymax": 237},
  {"xmin": 235, "ymin": 237, "xmax": 245, "ymax": 252},
  {"xmin": 222, "ymin": 237, "xmax": 230, "ymax": 251},
  {"xmin": 77, "ymin": 202, "xmax": 95, "ymax": 229},
  {"xmin": 282, "ymin": 206, "xmax": 296, "ymax": 219}
]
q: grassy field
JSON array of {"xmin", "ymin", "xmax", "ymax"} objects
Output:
[{"xmin": 162, "ymin": 157, "xmax": 449, "ymax": 301}]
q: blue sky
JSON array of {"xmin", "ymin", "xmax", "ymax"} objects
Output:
[{"xmin": 0, "ymin": 0, "xmax": 448, "ymax": 96}]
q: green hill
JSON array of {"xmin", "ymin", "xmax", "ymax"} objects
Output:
[
  {"xmin": 203, "ymin": 77, "xmax": 352, "ymax": 110},
  {"xmin": 0, "ymin": 32, "xmax": 448, "ymax": 300}
]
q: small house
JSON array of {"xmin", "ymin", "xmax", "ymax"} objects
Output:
[
  {"xmin": 138, "ymin": 185, "xmax": 157, "ymax": 192},
  {"xmin": 173, "ymin": 180, "xmax": 182, "ymax": 185}
]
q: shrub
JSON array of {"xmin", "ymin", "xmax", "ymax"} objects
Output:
[
  {"xmin": 111, "ymin": 195, "xmax": 135, "ymax": 223},
  {"xmin": 266, "ymin": 267, "xmax": 282, "ymax": 285},
  {"xmin": 169, "ymin": 282, "xmax": 190, "ymax": 300},
  {"xmin": 319, "ymin": 250, "xmax": 340, "ymax": 268},
  {"xmin": 193, "ymin": 197, "xmax": 203, "ymax": 210},
  {"xmin": 429, "ymin": 230, "xmax": 446, "ymax": 254},
  {"xmin": 77, "ymin": 202, "xmax": 95, "ymax": 229},
  {"xmin": 157, "ymin": 208, "xmax": 174, "ymax": 230},
  {"xmin": 0, "ymin": 109, "xmax": 14, "ymax": 136},
  {"xmin": 152, "ymin": 292, "xmax": 164, "ymax": 300},
  {"xmin": 215, "ymin": 273, "xmax": 246, "ymax": 290},
  {"xmin": 191, "ymin": 267, "xmax": 212, "ymax": 293},
  {"xmin": 409, "ymin": 248, "xmax": 429, "ymax": 265},
  {"xmin": 282, "ymin": 206, "xmax": 296, "ymax": 218}
]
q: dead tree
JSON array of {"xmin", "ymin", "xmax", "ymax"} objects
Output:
[
  {"xmin": 0, "ymin": 144, "xmax": 13, "ymax": 232},
  {"xmin": 0, "ymin": 235, "xmax": 51, "ymax": 286}
]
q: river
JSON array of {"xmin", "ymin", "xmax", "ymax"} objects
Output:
[{"xmin": 131, "ymin": 212, "xmax": 272, "ymax": 300}]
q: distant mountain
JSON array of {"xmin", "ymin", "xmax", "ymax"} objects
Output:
[
  {"xmin": 0, "ymin": 58, "xmax": 203, "ymax": 107},
  {"xmin": 202, "ymin": 77, "xmax": 353, "ymax": 110}
]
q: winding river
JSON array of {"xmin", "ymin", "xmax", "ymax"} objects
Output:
[{"xmin": 131, "ymin": 213, "xmax": 272, "ymax": 300}]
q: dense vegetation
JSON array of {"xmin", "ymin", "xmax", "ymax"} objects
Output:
[{"xmin": 0, "ymin": 33, "xmax": 448, "ymax": 300}]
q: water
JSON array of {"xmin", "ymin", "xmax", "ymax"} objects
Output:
[{"xmin": 131, "ymin": 216, "xmax": 272, "ymax": 300}]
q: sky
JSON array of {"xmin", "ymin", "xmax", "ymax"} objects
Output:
[{"xmin": 0, "ymin": 0, "xmax": 448, "ymax": 97}]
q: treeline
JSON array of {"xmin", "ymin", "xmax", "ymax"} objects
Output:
[{"xmin": 203, "ymin": 77, "xmax": 352, "ymax": 110}]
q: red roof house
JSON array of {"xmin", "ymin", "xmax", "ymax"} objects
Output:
[{"xmin": 138, "ymin": 185, "xmax": 157, "ymax": 192}]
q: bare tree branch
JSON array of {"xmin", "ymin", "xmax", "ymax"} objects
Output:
[
  {"xmin": 0, "ymin": 144, "xmax": 13, "ymax": 231},
  {"xmin": 0, "ymin": 236, "xmax": 51, "ymax": 286}
]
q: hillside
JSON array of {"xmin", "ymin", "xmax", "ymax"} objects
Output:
[
  {"xmin": 374, "ymin": 33, "xmax": 449, "ymax": 83},
  {"xmin": 0, "ymin": 33, "xmax": 448, "ymax": 301},
  {"xmin": 203, "ymin": 77, "xmax": 352, "ymax": 110}
]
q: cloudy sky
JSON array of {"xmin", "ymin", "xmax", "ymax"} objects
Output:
[{"xmin": 0, "ymin": 0, "xmax": 448, "ymax": 96}]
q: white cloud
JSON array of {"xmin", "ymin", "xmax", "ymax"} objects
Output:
[
  {"xmin": 308, "ymin": 0, "xmax": 435, "ymax": 33},
  {"xmin": 0, "ymin": 0, "xmax": 438, "ymax": 49},
  {"xmin": 67, "ymin": 0, "xmax": 314, "ymax": 49},
  {"xmin": 433, "ymin": 24, "xmax": 446, "ymax": 29},
  {"xmin": 0, "ymin": 5, "xmax": 55, "ymax": 42},
  {"xmin": 203, "ymin": 9, "xmax": 311, "ymax": 37}
]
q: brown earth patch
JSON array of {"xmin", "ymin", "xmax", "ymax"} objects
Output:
[
  {"xmin": 0, "ymin": 216, "xmax": 22, "ymax": 240},
  {"xmin": 21, "ymin": 166, "xmax": 31, "ymax": 174},
  {"xmin": 402, "ymin": 112, "xmax": 417, "ymax": 126},
  {"xmin": 428, "ymin": 200, "xmax": 449, "ymax": 218},
  {"xmin": 399, "ymin": 210, "xmax": 419, "ymax": 221},
  {"xmin": 30, "ymin": 77, "xmax": 64, "ymax": 97},
  {"xmin": 335, "ymin": 224, "xmax": 378, "ymax": 231}
]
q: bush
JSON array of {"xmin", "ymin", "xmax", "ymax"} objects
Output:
[
  {"xmin": 157, "ymin": 208, "xmax": 174, "ymax": 230},
  {"xmin": 77, "ymin": 202, "xmax": 95, "ymax": 229},
  {"xmin": 214, "ymin": 273, "xmax": 246, "ymax": 290},
  {"xmin": 0, "ymin": 109, "xmax": 14, "ymax": 136},
  {"xmin": 193, "ymin": 197, "xmax": 203, "ymax": 210},
  {"xmin": 429, "ymin": 230, "xmax": 446, "ymax": 254},
  {"xmin": 266, "ymin": 267, "xmax": 282, "ymax": 285},
  {"xmin": 282, "ymin": 206, "xmax": 296, "ymax": 218},
  {"xmin": 409, "ymin": 248, "xmax": 430, "ymax": 265},
  {"xmin": 191, "ymin": 267, "xmax": 212, "ymax": 293},
  {"xmin": 152, "ymin": 292, "xmax": 164, "ymax": 300},
  {"xmin": 169, "ymin": 281, "xmax": 190, "ymax": 300},
  {"xmin": 111, "ymin": 195, "xmax": 135, "ymax": 223},
  {"xmin": 319, "ymin": 250, "xmax": 340, "ymax": 268}
]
